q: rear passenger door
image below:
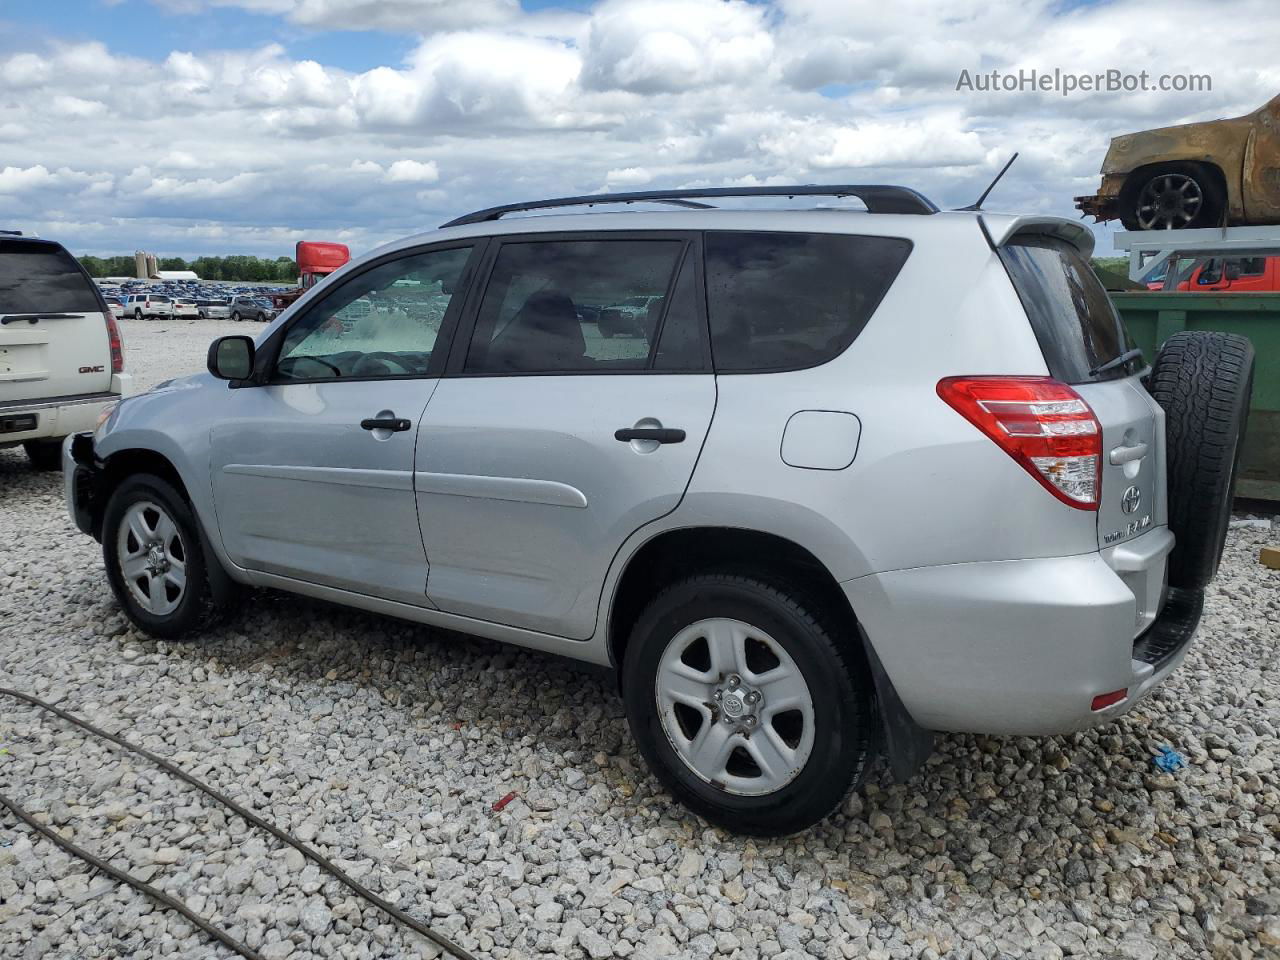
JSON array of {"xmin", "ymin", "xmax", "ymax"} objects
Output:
[{"xmin": 415, "ymin": 233, "xmax": 715, "ymax": 640}]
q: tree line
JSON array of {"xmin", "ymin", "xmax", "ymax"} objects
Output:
[{"xmin": 77, "ymin": 254, "xmax": 299, "ymax": 283}]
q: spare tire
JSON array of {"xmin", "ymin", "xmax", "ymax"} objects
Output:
[{"xmin": 1147, "ymin": 331, "xmax": 1254, "ymax": 589}]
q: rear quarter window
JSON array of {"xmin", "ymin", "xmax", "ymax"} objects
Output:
[
  {"xmin": 0, "ymin": 239, "xmax": 103, "ymax": 314},
  {"xmin": 704, "ymin": 231, "xmax": 912, "ymax": 372},
  {"xmin": 998, "ymin": 236, "xmax": 1138, "ymax": 383}
]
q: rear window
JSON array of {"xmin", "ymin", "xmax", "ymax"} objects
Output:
[
  {"xmin": 0, "ymin": 239, "xmax": 102, "ymax": 314},
  {"xmin": 704, "ymin": 231, "xmax": 912, "ymax": 372},
  {"xmin": 999, "ymin": 237, "xmax": 1138, "ymax": 383}
]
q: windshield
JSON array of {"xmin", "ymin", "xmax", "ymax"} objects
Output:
[{"xmin": 999, "ymin": 237, "xmax": 1139, "ymax": 383}]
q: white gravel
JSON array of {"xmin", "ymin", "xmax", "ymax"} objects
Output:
[{"xmin": 2, "ymin": 316, "xmax": 1279, "ymax": 959}]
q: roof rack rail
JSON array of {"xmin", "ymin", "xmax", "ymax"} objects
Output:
[{"xmin": 440, "ymin": 184, "xmax": 938, "ymax": 228}]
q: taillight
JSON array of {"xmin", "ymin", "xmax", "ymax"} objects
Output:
[
  {"xmin": 104, "ymin": 312, "xmax": 125, "ymax": 374},
  {"xmin": 937, "ymin": 376, "xmax": 1101, "ymax": 510}
]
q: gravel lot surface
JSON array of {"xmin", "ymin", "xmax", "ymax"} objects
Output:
[{"xmin": 2, "ymin": 317, "xmax": 1279, "ymax": 959}]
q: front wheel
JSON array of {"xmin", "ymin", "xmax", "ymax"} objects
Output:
[
  {"xmin": 623, "ymin": 574, "xmax": 874, "ymax": 836},
  {"xmin": 134, "ymin": 309, "xmax": 143, "ymax": 321},
  {"xmin": 102, "ymin": 474, "xmax": 236, "ymax": 639},
  {"xmin": 1121, "ymin": 162, "xmax": 1224, "ymax": 231},
  {"xmin": 231, "ymin": 311, "xmax": 241, "ymax": 322}
]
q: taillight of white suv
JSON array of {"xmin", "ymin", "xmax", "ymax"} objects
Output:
[{"xmin": 937, "ymin": 376, "xmax": 1101, "ymax": 509}]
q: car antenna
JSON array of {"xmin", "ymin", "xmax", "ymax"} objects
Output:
[{"xmin": 957, "ymin": 153, "xmax": 1019, "ymax": 211}]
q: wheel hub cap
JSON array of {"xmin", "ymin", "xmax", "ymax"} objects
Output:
[{"xmin": 655, "ymin": 619, "xmax": 815, "ymax": 797}]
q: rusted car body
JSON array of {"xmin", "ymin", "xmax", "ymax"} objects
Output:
[{"xmin": 1076, "ymin": 94, "xmax": 1280, "ymax": 230}]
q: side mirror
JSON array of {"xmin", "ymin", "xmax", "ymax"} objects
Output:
[{"xmin": 207, "ymin": 335, "xmax": 256, "ymax": 381}]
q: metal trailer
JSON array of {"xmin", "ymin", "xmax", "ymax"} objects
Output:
[
  {"xmin": 1111, "ymin": 226, "xmax": 1280, "ymax": 502},
  {"xmin": 1112, "ymin": 290, "xmax": 1280, "ymax": 502}
]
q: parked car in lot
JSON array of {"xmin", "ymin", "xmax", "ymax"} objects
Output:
[
  {"xmin": 1, "ymin": 235, "xmax": 130, "ymax": 469},
  {"xmin": 173, "ymin": 298, "xmax": 200, "ymax": 319},
  {"xmin": 64, "ymin": 186, "xmax": 1253, "ymax": 835},
  {"xmin": 103, "ymin": 296, "xmax": 125, "ymax": 320},
  {"xmin": 229, "ymin": 296, "xmax": 275, "ymax": 323},
  {"xmin": 197, "ymin": 299, "xmax": 231, "ymax": 319},
  {"xmin": 124, "ymin": 293, "xmax": 173, "ymax": 320}
]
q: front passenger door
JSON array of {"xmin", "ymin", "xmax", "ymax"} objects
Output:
[{"xmin": 209, "ymin": 242, "xmax": 479, "ymax": 604}]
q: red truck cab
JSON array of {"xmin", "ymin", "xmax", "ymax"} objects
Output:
[
  {"xmin": 271, "ymin": 241, "xmax": 350, "ymax": 309},
  {"xmin": 1175, "ymin": 255, "xmax": 1280, "ymax": 292}
]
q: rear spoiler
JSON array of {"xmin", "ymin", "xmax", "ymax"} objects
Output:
[{"xmin": 979, "ymin": 214, "xmax": 1095, "ymax": 258}]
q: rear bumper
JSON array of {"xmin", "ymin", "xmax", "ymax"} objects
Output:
[
  {"xmin": 0, "ymin": 378, "xmax": 130, "ymax": 446},
  {"xmin": 844, "ymin": 527, "xmax": 1199, "ymax": 735},
  {"xmin": 1074, "ymin": 174, "xmax": 1127, "ymax": 223}
]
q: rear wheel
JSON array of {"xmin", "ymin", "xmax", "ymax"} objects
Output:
[
  {"xmin": 623, "ymin": 573, "xmax": 874, "ymax": 836},
  {"xmin": 102, "ymin": 474, "xmax": 236, "ymax": 639},
  {"xmin": 1148, "ymin": 331, "xmax": 1254, "ymax": 588},
  {"xmin": 134, "ymin": 309, "xmax": 143, "ymax": 321},
  {"xmin": 23, "ymin": 439, "xmax": 62, "ymax": 471}
]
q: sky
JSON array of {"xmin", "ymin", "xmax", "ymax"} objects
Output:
[{"xmin": 1, "ymin": 0, "xmax": 1278, "ymax": 259}]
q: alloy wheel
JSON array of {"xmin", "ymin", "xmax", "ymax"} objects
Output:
[
  {"xmin": 116, "ymin": 500, "xmax": 187, "ymax": 616},
  {"xmin": 654, "ymin": 618, "xmax": 815, "ymax": 796},
  {"xmin": 1136, "ymin": 173, "xmax": 1204, "ymax": 230}
]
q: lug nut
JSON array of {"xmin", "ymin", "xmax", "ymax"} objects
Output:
[
  {"xmin": 744, "ymin": 716, "xmax": 757, "ymax": 727},
  {"xmin": 713, "ymin": 690, "xmax": 722, "ymax": 700},
  {"xmin": 727, "ymin": 674, "xmax": 741, "ymax": 689},
  {"xmin": 745, "ymin": 691, "xmax": 760, "ymax": 704}
]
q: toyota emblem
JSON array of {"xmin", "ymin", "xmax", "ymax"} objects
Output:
[{"xmin": 1121, "ymin": 485, "xmax": 1142, "ymax": 514}]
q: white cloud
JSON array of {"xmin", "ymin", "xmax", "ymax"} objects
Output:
[
  {"xmin": 385, "ymin": 160, "xmax": 440, "ymax": 183},
  {"xmin": 5, "ymin": 0, "xmax": 1280, "ymax": 257}
]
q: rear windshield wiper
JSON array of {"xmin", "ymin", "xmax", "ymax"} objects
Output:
[
  {"xmin": 0, "ymin": 313, "xmax": 79, "ymax": 325},
  {"xmin": 1089, "ymin": 347, "xmax": 1145, "ymax": 378}
]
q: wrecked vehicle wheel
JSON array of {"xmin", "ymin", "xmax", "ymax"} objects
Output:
[{"xmin": 1122, "ymin": 163, "xmax": 1224, "ymax": 230}]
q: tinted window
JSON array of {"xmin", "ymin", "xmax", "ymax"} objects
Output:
[
  {"xmin": 1000, "ymin": 237, "xmax": 1137, "ymax": 383},
  {"xmin": 704, "ymin": 232, "xmax": 912, "ymax": 372},
  {"xmin": 0, "ymin": 239, "xmax": 102, "ymax": 313},
  {"xmin": 652, "ymin": 249, "xmax": 707, "ymax": 371},
  {"xmin": 276, "ymin": 245, "xmax": 474, "ymax": 381},
  {"xmin": 465, "ymin": 239, "xmax": 686, "ymax": 374}
]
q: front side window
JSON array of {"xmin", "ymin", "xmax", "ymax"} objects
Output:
[
  {"xmin": 276, "ymin": 245, "xmax": 474, "ymax": 381},
  {"xmin": 704, "ymin": 231, "xmax": 912, "ymax": 372},
  {"xmin": 464, "ymin": 238, "xmax": 695, "ymax": 374}
]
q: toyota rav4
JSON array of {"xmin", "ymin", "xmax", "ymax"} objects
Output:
[{"xmin": 63, "ymin": 186, "xmax": 1254, "ymax": 835}]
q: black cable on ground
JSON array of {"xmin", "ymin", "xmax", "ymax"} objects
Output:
[
  {"xmin": 0, "ymin": 790, "xmax": 264, "ymax": 960},
  {"xmin": 0, "ymin": 686, "xmax": 479, "ymax": 960}
]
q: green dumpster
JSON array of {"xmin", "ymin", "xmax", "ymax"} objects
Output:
[{"xmin": 1111, "ymin": 292, "xmax": 1280, "ymax": 502}]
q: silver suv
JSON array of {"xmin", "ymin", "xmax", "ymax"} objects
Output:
[{"xmin": 63, "ymin": 186, "xmax": 1253, "ymax": 834}]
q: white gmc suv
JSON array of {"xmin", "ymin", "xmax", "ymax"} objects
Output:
[{"xmin": 1, "ymin": 235, "xmax": 131, "ymax": 469}]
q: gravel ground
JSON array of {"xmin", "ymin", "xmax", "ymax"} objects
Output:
[{"xmin": 2, "ymin": 317, "xmax": 1279, "ymax": 960}]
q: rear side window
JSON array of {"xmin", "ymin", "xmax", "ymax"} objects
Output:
[
  {"xmin": 0, "ymin": 239, "xmax": 102, "ymax": 313},
  {"xmin": 704, "ymin": 231, "xmax": 912, "ymax": 372},
  {"xmin": 999, "ymin": 237, "xmax": 1137, "ymax": 383}
]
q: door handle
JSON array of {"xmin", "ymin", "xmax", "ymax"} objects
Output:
[
  {"xmin": 614, "ymin": 427, "xmax": 685, "ymax": 444},
  {"xmin": 361, "ymin": 417, "xmax": 411, "ymax": 432},
  {"xmin": 1109, "ymin": 440, "xmax": 1148, "ymax": 465}
]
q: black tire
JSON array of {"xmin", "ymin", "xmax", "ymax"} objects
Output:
[
  {"xmin": 1147, "ymin": 331, "xmax": 1254, "ymax": 589},
  {"xmin": 134, "ymin": 309, "xmax": 143, "ymax": 321},
  {"xmin": 23, "ymin": 439, "xmax": 63, "ymax": 471},
  {"xmin": 102, "ymin": 474, "xmax": 236, "ymax": 639},
  {"xmin": 622, "ymin": 573, "xmax": 874, "ymax": 836},
  {"xmin": 1120, "ymin": 162, "xmax": 1225, "ymax": 231},
  {"xmin": 231, "ymin": 311, "xmax": 241, "ymax": 322}
]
